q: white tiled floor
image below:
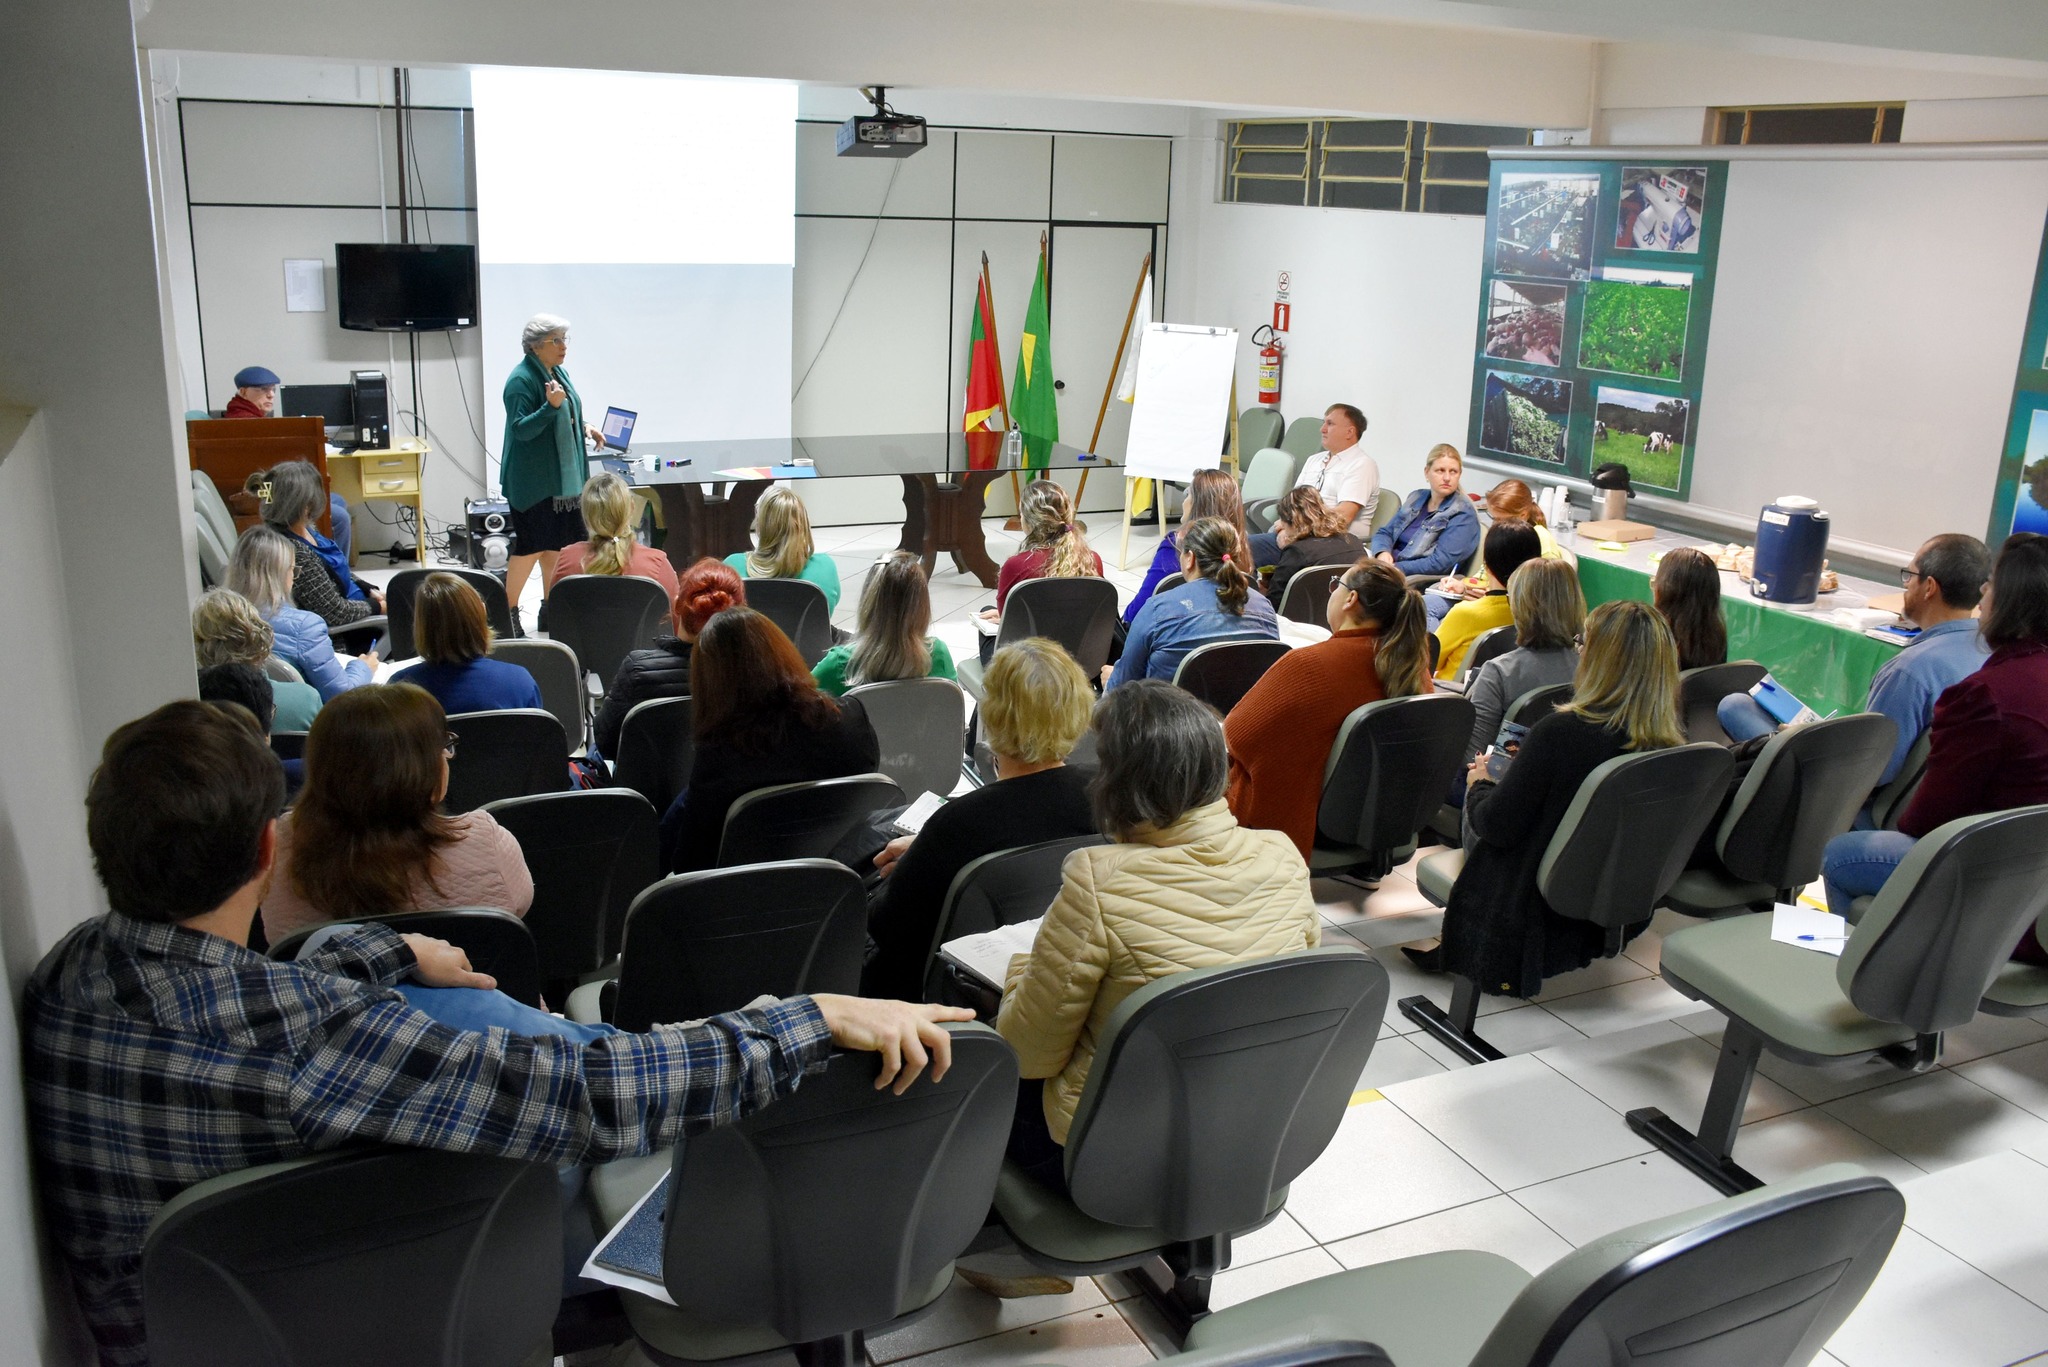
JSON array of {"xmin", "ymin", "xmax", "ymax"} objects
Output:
[{"xmin": 517, "ymin": 521, "xmax": 2048, "ymax": 1367}]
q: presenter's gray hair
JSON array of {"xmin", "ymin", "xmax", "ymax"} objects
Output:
[
  {"xmin": 522, "ymin": 313, "xmax": 571, "ymax": 353},
  {"xmin": 1089, "ymin": 679, "xmax": 1227, "ymax": 841}
]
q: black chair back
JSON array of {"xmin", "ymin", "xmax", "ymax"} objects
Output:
[
  {"xmin": 482, "ymin": 789, "xmax": 659, "ymax": 983},
  {"xmin": 546, "ymin": 574, "xmax": 670, "ymax": 691},
  {"xmin": 1678, "ymin": 660, "xmax": 1769, "ymax": 743},
  {"xmin": 1315, "ymin": 694, "xmax": 1475, "ymax": 872},
  {"xmin": 1538, "ymin": 744, "xmax": 1736, "ymax": 931},
  {"xmin": 384, "ymin": 566, "xmax": 515, "ymax": 663},
  {"xmin": 1715, "ymin": 712, "xmax": 1898, "ymax": 892},
  {"xmin": 443, "ymin": 710, "xmax": 571, "ymax": 814},
  {"xmin": 144, "ymin": 1149, "xmax": 560, "ymax": 1367},
  {"xmin": 717, "ymin": 773, "xmax": 903, "ymax": 867},
  {"xmin": 660, "ymin": 1028, "xmax": 1015, "ymax": 1348},
  {"xmin": 924, "ymin": 835, "xmax": 1106, "ymax": 1000},
  {"xmin": 1173, "ymin": 640, "xmax": 1292, "ymax": 715},
  {"xmin": 1065, "ymin": 948, "xmax": 1387, "ymax": 1241},
  {"xmin": 1151, "ymin": 571, "xmax": 1187, "ymax": 597},
  {"xmin": 848, "ymin": 677, "xmax": 967, "ymax": 800},
  {"xmin": 996, "ymin": 577, "xmax": 1120, "ymax": 676},
  {"xmin": 1868, "ymin": 729, "xmax": 1933, "ymax": 833},
  {"xmin": 270, "ymin": 907, "xmax": 545, "ymax": 1008},
  {"xmin": 745, "ymin": 577, "xmax": 835, "ymax": 667},
  {"xmin": 270, "ymin": 731, "xmax": 308, "ymax": 761},
  {"xmin": 1506, "ymin": 682, "xmax": 1573, "ymax": 727},
  {"xmin": 613, "ymin": 695, "xmax": 695, "ymax": 815},
  {"xmin": 1277, "ymin": 565, "xmax": 1348, "ymax": 625},
  {"xmin": 488, "ymin": 637, "xmax": 585, "ymax": 752},
  {"xmin": 613, "ymin": 860, "xmax": 865, "ymax": 1028},
  {"xmin": 1458, "ymin": 624, "xmax": 1518, "ymax": 682}
]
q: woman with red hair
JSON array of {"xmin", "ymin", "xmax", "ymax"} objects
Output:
[
  {"xmin": 591, "ymin": 557, "xmax": 743, "ymax": 758},
  {"xmin": 660, "ymin": 607, "xmax": 880, "ymax": 872}
]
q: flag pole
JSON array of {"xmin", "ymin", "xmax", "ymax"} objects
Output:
[
  {"xmin": 1083, "ymin": 251, "xmax": 1151, "ymax": 512},
  {"xmin": 982, "ymin": 252, "xmax": 1025, "ymax": 530}
]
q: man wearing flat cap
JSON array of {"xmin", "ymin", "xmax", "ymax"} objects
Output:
[{"xmin": 222, "ymin": 364, "xmax": 351, "ymax": 559}]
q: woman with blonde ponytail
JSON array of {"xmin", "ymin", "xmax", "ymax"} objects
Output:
[
  {"xmin": 992, "ymin": 479, "xmax": 1103, "ymax": 613},
  {"xmin": 552, "ymin": 472, "xmax": 681, "ymax": 606},
  {"xmin": 1225, "ymin": 558, "xmax": 1431, "ymax": 860},
  {"xmin": 1109, "ymin": 516, "xmax": 1278, "ymax": 689}
]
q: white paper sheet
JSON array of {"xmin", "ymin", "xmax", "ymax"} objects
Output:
[
  {"xmin": 1123, "ymin": 324, "xmax": 1237, "ymax": 483},
  {"xmin": 940, "ymin": 917, "xmax": 1043, "ymax": 989},
  {"xmin": 892, "ymin": 791, "xmax": 946, "ymax": 836},
  {"xmin": 1770, "ymin": 903, "xmax": 1849, "ymax": 957},
  {"xmin": 283, "ymin": 258, "xmax": 326, "ymax": 312}
]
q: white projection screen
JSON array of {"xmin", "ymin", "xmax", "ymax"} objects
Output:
[{"xmin": 472, "ymin": 67, "xmax": 795, "ymax": 477}]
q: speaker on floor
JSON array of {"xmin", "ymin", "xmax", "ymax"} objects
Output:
[{"xmin": 464, "ymin": 497, "xmax": 516, "ymax": 570}]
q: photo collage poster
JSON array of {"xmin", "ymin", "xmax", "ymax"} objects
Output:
[
  {"xmin": 1466, "ymin": 160, "xmax": 1727, "ymax": 499},
  {"xmin": 1988, "ymin": 206, "xmax": 2048, "ymax": 543}
]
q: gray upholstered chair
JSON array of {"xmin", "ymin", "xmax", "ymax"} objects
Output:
[
  {"xmin": 588, "ymin": 1025, "xmax": 1015, "ymax": 1367},
  {"xmin": 1311, "ymin": 694, "xmax": 1474, "ymax": 881},
  {"xmin": 270, "ymin": 907, "xmax": 545, "ymax": 1009},
  {"xmin": 1435, "ymin": 624, "xmax": 1516, "ymax": 694},
  {"xmin": 442, "ymin": 709, "xmax": 572, "ymax": 814},
  {"xmin": 488, "ymin": 637, "xmax": 585, "ymax": 751},
  {"xmin": 923, "ymin": 834, "xmax": 1106, "ymax": 1004},
  {"xmin": 717, "ymin": 773, "xmax": 903, "ymax": 867},
  {"xmin": 1403, "ymin": 743, "xmax": 1734, "ymax": 1063},
  {"xmin": 1173, "ymin": 639, "xmax": 1291, "ymax": 715},
  {"xmin": 545, "ymin": 573, "xmax": 670, "ymax": 694},
  {"xmin": 989, "ymin": 947, "xmax": 1387, "ymax": 1333},
  {"xmin": 1981, "ymin": 904, "xmax": 2048, "ymax": 1021},
  {"xmin": 1238, "ymin": 407, "xmax": 1286, "ymax": 454},
  {"xmin": 958, "ymin": 577, "xmax": 1119, "ymax": 702},
  {"xmin": 848, "ymin": 676, "xmax": 967, "ymax": 800},
  {"xmin": 384, "ymin": 565, "xmax": 516, "ymax": 662},
  {"xmin": 482, "ymin": 788, "xmax": 659, "ymax": 992},
  {"xmin": 1367, "ymin": 488, "xmax": 1401, "ymax": 537},
  {"xmin": 1504, "ymin": 681, "xmax": 1572, "ymax": 727},
  {"xmin": 1276, "ymin": 565, "xmax": 1350, "ymax": 625},
  {"xmin": 1677, "ymin": 660, "xmax": 1768, "ymax": 744},
  {"xmin": 1240, "ymin": 448, "xmax": 1296, "ymax": 533},
  {"xmin": 144, "ymin": 1149, "xmax": 562, "ymax": 1367},
  {"xmin": 745, "ymin": 576, "xmax": 835, "ymax": 667},
  {"xmin": 1631, "ymin": 804, "xmax": 2048, "ymax": 1194},
  {"xmin": 569, "ymin": 858, "xmax": 865, "ymax": 1029},
  {"xmin": 191, "ymin": 470, "xmax": 236, "ymax": 587},
  {"xmin": 1867, "ymin": 728, "xmax": 1933, "ymax": 832},
  {"xmin": 611, "ymin": 695, "xmax": 694, "ymax": 814},
  {"xmin": 1174, "ymin": 1164, "xmax": 1902, "ymax": 1367},
  {"xmin": 1661, "ymin": 712, "xmax": 1896, "ymax": 919},
  {"xmin": 1278, "ymin": 416, "xmax": 1324, "ymax": 462}
]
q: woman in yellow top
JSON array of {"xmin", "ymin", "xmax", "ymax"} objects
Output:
[{"xmin": 1434, "ymin": 518, "xmax": 1544, "ymax": 679}]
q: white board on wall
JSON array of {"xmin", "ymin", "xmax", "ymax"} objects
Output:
[
  {"xmin": 1124, "ymin": 324, "xmax": 1237, "ymax": 482},
  {"xmin": 1690, "ymin": 156, "xmax": 2048, "ymax": 553}
]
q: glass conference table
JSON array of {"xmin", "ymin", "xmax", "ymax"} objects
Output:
[
  {"xmin": 1569, "ymin": 529, "xmax": 1904, "ymax": 719},
  {"xmin": 605, "ymin": 432, "xmax": 1115, "ymax": 588}
]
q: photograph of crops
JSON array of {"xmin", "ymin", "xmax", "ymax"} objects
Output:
[
  {"xmin": 1484, "ymin": 280, "xmax": 1567, "ymax": 366},
  {"xmin": 1578, "ymin": 267, "xmax": 1692, "ymax": 381},
  {"xmin": 1594, "ymin": 386, "xmax": 1691, "ymax": 491},
  {"xmin": 1615, "ymin": 167, "xmax": 1707, "ymax": 254},
  {"xmin": 2015, "ymin": 410, "xmax": 2048, "ymax": 537},
  {"xmin": 1481, "ymin": 370, "xmax": 1572, "ymax": 464},
  {"xmin": 1494, "ymin": 173, "xmax": 1599, "ymax": 280}
]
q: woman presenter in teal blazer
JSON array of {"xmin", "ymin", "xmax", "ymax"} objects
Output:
[{"xmin": 501, "ymin": 312, "xmax": 605, "ymax": 620}]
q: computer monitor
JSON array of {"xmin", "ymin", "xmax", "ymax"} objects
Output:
[
  {"xmin": 600, "ymin": 406, "xmax": 638, "ymax": 454},
  {"xmin": 279, "ymin": 383, "xmax": 357, "ymax": 430}
]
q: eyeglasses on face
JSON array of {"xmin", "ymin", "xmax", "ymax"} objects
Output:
[
  {"xmin": 1898, "ymin": 567, "xmax": 1925, "ymax": 585},
  {"xmin": 443, "ymin": 731, "xmax": 459, "ymax": 758}
]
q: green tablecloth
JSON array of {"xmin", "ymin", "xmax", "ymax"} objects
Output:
[{"xmin": 1574, "ymin": 550, "xmax": 1899, "ymax": 720}]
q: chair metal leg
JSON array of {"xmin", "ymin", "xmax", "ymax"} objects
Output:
[
  {"xmin": 1398, "ymin": 975, "xmax": 1504, "ymax": 1066},
  {"xmin": 1135, "ymin": 1235, "xmax": 1228, "ymax": 1342},
  {"xmin": 1626, "ymin": 1020, "xmax": 1765, "ymax": 1196}
]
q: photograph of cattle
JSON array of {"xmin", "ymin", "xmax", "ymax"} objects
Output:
[
  {"xmin": 1481, "ymin": 370, "xmax": 1572, "ymax": 464},
  {"xmin": 1578, "ymin": 267, "xmax": 1692, "ymax": 382},
  {"xmin": 1494, "ymin": 173, "xmax": 1599, "ymax": 280},
  {"xmin": 1615, "ymin": 166, "xmax": 1707, "ymax": 254},
  {"xmin": 1594, "ymin": 385, "xmax": 1691, "ymax": 491},
  {"xmin": 1484, "ymin": 279, "xmax": 1567, "ymax": 366}
]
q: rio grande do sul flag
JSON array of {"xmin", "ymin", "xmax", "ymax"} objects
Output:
[
  {"xmin": 962, "ymin": 273, "xmax": 1005, "ymax": 433},
  {"xmin": 1010, "ymin": 244, "xmax": 1059, "ymax": 445}
]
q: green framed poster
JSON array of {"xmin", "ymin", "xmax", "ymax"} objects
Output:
[
  {"xmin": 1466, "ymin": 159, "xmax": 1728, "ymax": 500},
  {"xmin": 1987, "ymin": 209, "xmax": 2048, "ymax": 542}
]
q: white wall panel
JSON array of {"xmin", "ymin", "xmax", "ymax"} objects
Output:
[
  {"xmin": 956, "ymin": 132, "xmax": 1051, "ymax": 220},
  {"xmin": 796, "ymin": 122, "xmax": 955, "ymax": 218},
  {"xmin": 1050, "ymin": 224, "xmax": 1155, "ymax": 463},
  {"xmin": 182, "ymin": 100, "xmax": 386, "ymax": 206},
  {"xmin": 1052, "ymin": 135, "xmax": 1170, "ymax": 224}
]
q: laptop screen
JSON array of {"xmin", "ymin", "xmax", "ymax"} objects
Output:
[{"xmin": 600, "ymin": 406, "xmax": 638, "ymax": 453}]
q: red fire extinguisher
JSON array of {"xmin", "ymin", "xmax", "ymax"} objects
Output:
[{"xmin": 1253, "ymin": 324, "xmax": 1284, "ymax": 406}]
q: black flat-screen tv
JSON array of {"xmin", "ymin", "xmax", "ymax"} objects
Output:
[{"xmin": 335, "ymin": 243, "xmax": 479, "ymax": 332}]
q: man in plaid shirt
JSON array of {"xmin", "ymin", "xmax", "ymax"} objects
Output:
[{"xmin": 25, "ymin": 700, "xmax": 970, "ymax": 1367}]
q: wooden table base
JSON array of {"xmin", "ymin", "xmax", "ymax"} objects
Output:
[
  {"xmin": 899, "ymin": 471, "xmax": 1003, "ymax": 587},
  {"xmin": 653, "ymin": 480, "xmax": 769, "ymax": 576}
]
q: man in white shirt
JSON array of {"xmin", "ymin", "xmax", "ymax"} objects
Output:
[{"xmin": 1250, "ymin": 403, "xmax": 1379, "ymax": 567}]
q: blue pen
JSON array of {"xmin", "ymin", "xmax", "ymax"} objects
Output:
[{"xmin": 1798, "ymin": 933, "xmax": 1846, "ymax": 942}]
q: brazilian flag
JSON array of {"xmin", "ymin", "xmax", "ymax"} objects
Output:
[{"xmin": 1010, "ymin": 244, "xmax": 1058, "ymax": 469}]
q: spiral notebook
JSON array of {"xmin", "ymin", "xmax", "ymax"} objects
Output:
[{"xmin": 582, "ymin": 1171, "xmax": 676, "ymax": 1304}]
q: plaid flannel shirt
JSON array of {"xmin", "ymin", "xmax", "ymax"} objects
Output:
[{"xmin": 24, "ymin": 914, "xmax": 832, "ymax": 1367}]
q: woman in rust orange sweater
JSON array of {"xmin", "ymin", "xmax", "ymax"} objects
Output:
[{"xmin": 1224, "ymin": 559, "xmax": 1432, "ymax": 859}]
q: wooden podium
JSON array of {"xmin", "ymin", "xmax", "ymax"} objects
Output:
[{"xmin": 187, "ymin": 418, "xmax": 429, "ymax": 564}]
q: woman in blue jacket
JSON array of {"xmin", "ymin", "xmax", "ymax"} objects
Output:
[
  {"xmin": 1109, "ymin": 517, "xmax": 1278, "ymax": 689},
  {"xmin": 226, "ymin": 525, "xmax": 375, "ymax": 701},
  {"xmin": 1369, "ymin": 444, "xmax": 1481, "ymax": 578}
]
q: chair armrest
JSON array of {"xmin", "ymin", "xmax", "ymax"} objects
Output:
[
  {"xmin": 330, "ymin": 615, "xmax": 389, "ymax": 657},
  {"xmin": 1245, "ymin": 498, "xmax": 1279, "ymax": 532}
]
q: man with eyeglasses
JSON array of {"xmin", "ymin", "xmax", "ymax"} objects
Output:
[{"xmin": 1718, "ymin": 533, "xmax": 1991, "ymax": 815}]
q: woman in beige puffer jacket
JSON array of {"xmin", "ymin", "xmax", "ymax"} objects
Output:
[{"xmin": 995, "ymin": 679, "xmax": 1320, "ymax": 1167}]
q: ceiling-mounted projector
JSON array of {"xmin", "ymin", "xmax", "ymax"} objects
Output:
[{"xmin": 837, "ymin": 85, "xmax": 926, "ymax": 158}]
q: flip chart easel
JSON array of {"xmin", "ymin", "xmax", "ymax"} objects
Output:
[{"xmin": 1118, "ymin": 323, "xmax": 1238, "ymax": 569}]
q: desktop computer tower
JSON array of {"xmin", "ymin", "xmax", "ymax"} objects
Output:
[{"xmin": 350, "ymin": 370, "xmax": 391, "ymax": 450}]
